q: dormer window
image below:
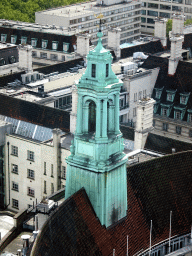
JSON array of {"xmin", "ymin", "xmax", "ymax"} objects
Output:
[
  {"xmin": 106, "ymin": 63, "xmax": 109, "ymax": 77},
  {"xmin": 1, "ymin": 34, "xmax": 7, "ymax": 43},
  {"xmin": 155, "ymin": 87, "xmax": 163, "ymax": 99},
  {"xmin": 21, "ymin": 36, "xmax": 27, "ymax": 44},
  {"xmin": 42, "ymin": 40, "xmax": 48, "ymax": 49},
  {"xmin": 63, "ymin": 42, "xmax": 69, "ymax": 53},
  {"xmin": 166, "ymin": 90, "xmax": 176, "ymax": 102},
  {"xmin": 52, "ymin": 41, "xmax": 58, "ymax": 51},
  {"xmin": 154, "ymin": 103, "xmax": 159, "ymax": 114},
  {"xmin": 31, "ymin": 38, "xmax": 37, "ymax": 47},
  {"xmin": 180, "ymin": 93, "xmax": 190, "ymax": 105},
  {"xmin": 162, "ymin": 108, "xmax": 168, "ymax": 117},
  {"xmin": 167, "ymin": 93, "xmax": 172, "ymax": 101},
  {"xmin": 174, "ymin": 106, "xmax": 186, "ymax": 120},
  {"xmin": 92, "ymin": 64, "xmax": 96, "ymax": 78},
  {"xmin": 11, "ymin": 35, "xmax": 17, "ymax": 44}
]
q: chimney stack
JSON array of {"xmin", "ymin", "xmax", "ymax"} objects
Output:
[
  {"xmin": 108, "ymin": 27, "xmax": 121, "ymax": 59},
  {"xmin": 168, "ymin": 14, "xmax": 184, "ymax": 75},
  {"xmin": 76, "ymin": 33, "xmax": 90, "ymax": 58},
  {"xmin": 134, "ymin": 98, "xmax": 155, "ymax": 150},
  {"xmin": 154, "ymin": 17, "xmax": 167, "ymax": 47}
]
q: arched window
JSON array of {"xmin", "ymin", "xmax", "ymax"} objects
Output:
[{"xmin": 89, "ymin": 101, "xmax": 96, "ymax": 133}]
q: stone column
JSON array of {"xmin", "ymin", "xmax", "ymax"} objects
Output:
[
  {"xmin": 96, "ymin": 100, "xmax": 101, "ymax": 138},
  {"xmin": 115, "ymin": 94, "xmax": 120, "ymax": 134},
  {"xmin": 102, "ymin": 99, "xmax": 108, "ymax": 138},
  {"xmin": 76, "ymin": 95, "xmax": 83, "ymax": 135}
]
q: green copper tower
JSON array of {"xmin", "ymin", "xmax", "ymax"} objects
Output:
[{"xmin": 65, "ymin": 30, "xmax": 127, "ymax": 227}]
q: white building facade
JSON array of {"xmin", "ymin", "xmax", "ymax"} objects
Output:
[{"xmin": 35, "ymin": 0, "xmax": 141, "ymax": 46}]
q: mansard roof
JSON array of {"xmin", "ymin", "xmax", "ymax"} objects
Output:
[
  {"xmin": 32, "ymin": 150, "xmax": 192, "ymax": 256},
  {"xmin": 141, "ymin": 55, "xmax": 192, "ymax": 121}
]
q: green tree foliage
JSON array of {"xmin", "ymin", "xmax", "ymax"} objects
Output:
[
  {"xmin": 0, "ymin": 0, "xmax": 87, "ymax": 23},
  {"xmin": 184, "ymin": 18, "xmax": 192, "ymax": 26},
  {"xmin": 166, "ymin": 19, "xmax": 172, "ymax": 37}
]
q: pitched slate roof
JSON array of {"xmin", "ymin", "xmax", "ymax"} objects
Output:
[
  {"xmin": 145, "ymin": 133, "xmax": 192, "ymax": 154},
  {"xmin": 0, "ymin": 94, "xmax": 70, "ymax": 132},
  {"xmin": 32, "ymin": 150, "xmax": 192, "ymax": 256}
]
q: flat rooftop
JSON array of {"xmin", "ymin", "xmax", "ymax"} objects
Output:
[{"xmin": 37, "ymin": 0, "xmax": 135, "ymax": 19}]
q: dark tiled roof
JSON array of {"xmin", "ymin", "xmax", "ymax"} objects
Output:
[
  {"xmin": 0, "ymin": 94, "xmax": 70, "ymax": 132},
  {"xmin": 121, "ymin": 40, "xmax": 166, "ymax": 59},
  {"xmin": 120, "ymin": 125, "xmax": 134, "ymax": 141},
  {"xmin": 145, "ymin": 133, "xmax": 192, "ymax": 154},
  {"xmin": 32, "ymin": 151, "xmax": 192, "ymax": 256}
]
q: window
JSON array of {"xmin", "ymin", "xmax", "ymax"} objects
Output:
[
  {"xmin": 92, "ymin": 64, "xmax": 96, "ymax": 78},
  {"xmin": 189, "ymin": 130, "xmax": 192, "ymax": 137},
  {"xmin": 11, "ymin": 35, "xmax": 17, "ymax": 44},
  {"xmin": 12, "ymin": 164, "xmax": 18, "ymax": 174},
  {"xmin": 52, "ymin": 41, "xmax": 58, "ymax": 50},
  {"xmin": 188, "ymin": 113, "xmax": 192, "ymax": 122},
  {"xmin": 143, "ymin": 90, "xmax": 146, "ymax": 98},
  {"xmin": 44, "ymin": 180, "xmax": 47, "ymax": 194},
  {"xmin": 44, "ymin": 162, "xmax": 46, "ymax": 175},
  {"xmin": 175, "ymin": 111, "xmax": 181, "ymax": 120},
  {"xmin": 167, "ymin": 93, "xmax": 172, "ymax": 101},
  {"xmin": 21, "ymin": 36, "xmax": 27, "ymax": 44},
  {"xmin": 31, "ymin": 38, "xmax": 37, "ymax": 47},
  {"xmin": 51, "ymin": 164, "xmax": 54, "ymax": 177},
  {"xmin": 139, "ymin": 91, "xmax": 142, "ymax": 100},
  {"xmin": 11, "ymin": 146, "xmax": 18, "ymax": 156},
  {"xmin": 40, "ymin": 52, "xmax": 47, "ymax": 59},
  {"xmin": 155, "ymin": 90, "xmax": 162, "ymax": 99},
  {"xmin": 51, "ymin": 183, "xmax": 54, "ymax": 194},
  {"xmin": 27, "ymin": 169, "xmax": 35, "ymax": 179},
  {"xmin": 27, "ymin": 150, "xmax": 34, "ymax": 161},
  {"xmin": 27, "ymin": 187, "xmax": 35, "ymax": 197},
  {"xmin": 134, "ymin": 93, "xmax": 137, "ymax": 102},
  {"xmin": 32, "ymin": 51, "xmax": 37, "ymax": 57},
  {"xmin": 162, "ymin": 108, "xmax": 167, "ymax": 117},
  {"xmin": 163, "ymin": 123, "xmax": 168, "ymax": 131},
  {"xmin": 12, "ymin": 181, "xmax": 19, "ymax": 191},
  {"xmin": 63, "ymin": 42, "xmax": 69, "ymax": 52},
  {"xmin": 42, "ymin": 40, "xmax": 48, "ymax": 49},
  {"xmin": 106, "ymin": 64, "xmax": 109, "ymax": 77},
  {"xmin": 12, "ymin": 199, "xmax": 19, "ymax": 209},
  {"xmin": 176, "ymin": 126, "xmax": 181, "ymax": 135},
  {"xmin": 1, "ymin": 34, "xmax": 7, "ymax": 43},
  {"xmin": 50, "ymin": 54, "xmax": 58, "ymax": 61},
  {"xmin": 61, "ymin": 166, "xmax": 66, "ymax": 180},
  {"xmin": 133, "ymin": 108, "xmax": 136, "ymax": 117}
]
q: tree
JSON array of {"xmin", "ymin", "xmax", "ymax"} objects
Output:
[
  {"xmin": 166, "ymin": 19, "xmax": 172, "ymax": 37},
  {"xmin": 184, "ymin": 18, "xmax": 192, "ymax": 26}
]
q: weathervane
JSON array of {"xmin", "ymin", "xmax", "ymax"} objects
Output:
[{"xmin": 94, "ymin": 13, "xmax": 104, "ymax": 32}]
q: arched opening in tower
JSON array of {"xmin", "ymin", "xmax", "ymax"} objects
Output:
[{"xmin": 89, "ymin": 101, "xmax": 96, "ymax": 133}]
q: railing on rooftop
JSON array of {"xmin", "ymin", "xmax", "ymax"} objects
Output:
[{"xmin": 135, "ymin": 233, "xmax": 192, "ymax": 256}]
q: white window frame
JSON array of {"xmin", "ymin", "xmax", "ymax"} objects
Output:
[
  {"xmin": 12, "ymin": 164, "xmax": 18, "ymax": 174},
  {"xmin": 21, "ymin": 36, "xmax": 27, "ymax": 44},
  {"xmin": 42, "ymin": 40, "xmax": 48, "ymax": 49},
  {"xmin": 31, "ymin": 38, "xmax": 37, "ymax": 47},
  {"xmin": 51, "ymin": 183, "xmax": 54, "ymax": 194},
  {"xmin": 12, "ymin": 181, "xmax": 19, "ymax": 191},
  {"xmin": 134, "ymin": 93, "xmax": 137, "ymax": 102},
  {"xmin": 63, "ymin": 42, "xmax": 70, "ymax": 53},
  {"xmin": 11, "ymin": 146, "xmax": 18, "ymax": 156},
  {"xmin": 44, "ymin": 180, "xmax": 47, "ymax": 194},
  {"xmin": 175, "ymin": 111, "xmax": 181, "ymax": 119},
  {"xmin": 11, "ymin": 35, "xmax": 17, "ymax": 44},
  {"xmin": 27, "ymin": 169, "xmax": 35, "ymax": 179},
  {"xmin": 133, "ymin": 107, "xmax": 136, "ymax": 117},
  {"xmin": 12, "ymin": 199, "xmax": 19, "ymax": 209},
  {"xmin": 52, "ymin": 41, "xmax": 58, "ymax": 51},
  {"xmin": 1, "ymin": 34, "xmax": 7, "ymax": 43},
  {"xmin": 27, "ymin": 150, "xmax": 34, "ymax": 161},
  {"xmin": 162, "ymin": 108, "xmax": 167, "ymax": 116},
  {"xmin": 61, "ymin": 166, "xmax": 66, "ymax": 180},
  {"xmin": 28, "ymin": 187, "xmax": 35, "ymax": 197}
]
